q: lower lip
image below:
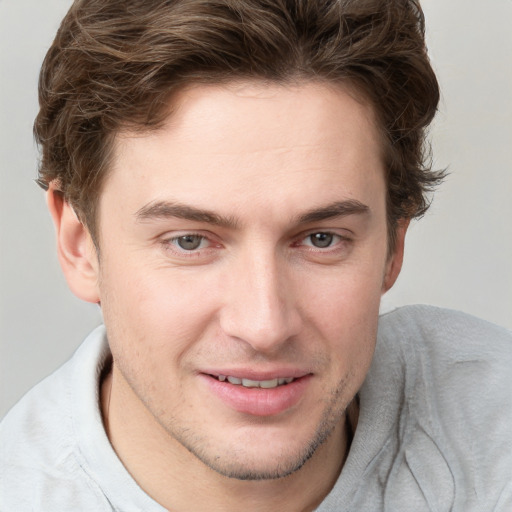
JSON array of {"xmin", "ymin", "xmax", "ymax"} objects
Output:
[{"xmin": 200, "ymin": 375, "xmax": 311, "ymax": 417}]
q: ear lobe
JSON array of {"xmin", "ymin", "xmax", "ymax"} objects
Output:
[
  {"xmin": 382, "ymin": 218, "xmax": 409, "ymax": 293},
  {"xmin": 46, "ymin": 185, "xmax": 100, "ymax": 303}
]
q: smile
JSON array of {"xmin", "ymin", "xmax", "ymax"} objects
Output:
[
  {"xmin": 215, "ymin": 375, "xmax": 295, "ymax": 388},
  {"xmin": 202, "ymin": 372, "xmax": 311, "ymax": 416}
]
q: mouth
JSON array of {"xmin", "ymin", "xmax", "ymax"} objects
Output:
[
  {"xmin": 202, "ymin": 371, "xmax": 311, "ymax": 416},
  {"xmin": 211, "ymin": 375, "xmax": 296, "ymax": 389}
]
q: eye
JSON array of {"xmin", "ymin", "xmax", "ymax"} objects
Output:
[
  {"xmin": 160, "ymin": 231, "xmax": 222, "ymax": 263},
  {"xmin": 304, "ymin": 232, "xmax": 340, "ymax": 249},
  {"xmin": 171, "ymin": 234, "xmax": 209, "ymax": 251}
]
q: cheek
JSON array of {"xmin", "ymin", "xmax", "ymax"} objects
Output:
[
  {"xmin": 301, "ymin": 258, "xmax": 384, "ymax": 323},
  {"xmin": 98, "ymin": 253, "xmax": 221, "ymax": 362},
  {"xmin": 298, "ymin": 262, "xmax": 383, "ymax": 376},
  {"xmin": 98, "ymin": 261, "xmax": 220, "ymax": 412}
]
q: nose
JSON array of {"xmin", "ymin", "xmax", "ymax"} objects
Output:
[{"xmin": 219, "ymin": 249, "xmax": 302, "ymax": 354}]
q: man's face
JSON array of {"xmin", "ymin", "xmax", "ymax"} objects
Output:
[{"xmin": 93, "ymin": 81, "xmax": 402, "ymax": 479}]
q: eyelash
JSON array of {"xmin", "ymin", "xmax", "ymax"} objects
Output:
[
  {"xmin": 162, "ymin": 232, "xmax": 219, "ymax": 255},
  {"xmin": 297, "ymin": 232, "xmax": 346, "ymax": 250},
  {"xmin": 161, "ymin": 230, "xmax": 351, "ymax": 258}
]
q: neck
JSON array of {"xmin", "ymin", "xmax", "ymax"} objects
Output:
[{"xmin": 101, "ymin": 368, "xmax": 356, "ymax": 512}]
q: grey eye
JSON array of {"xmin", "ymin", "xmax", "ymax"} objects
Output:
[
  {"xmin": 176, "ymin": 235, "xmax": 204, "ymax": 250},
  {"xmin": 309, "ymin": 233, "xmax": 334, "ymax": 248}
]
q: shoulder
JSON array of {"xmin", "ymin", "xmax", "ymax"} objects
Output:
[
  {"xmin": 378, "ymin": 304, "xmax": 512, "ymax": 364},
  {"xmin": 376, "ymin": 304, "xmax": 512, "ymax": 425},
  {"xmin": 374, "ymin": 305, "xmax": 512, "ymax": 508},
  {"xmin": 0, "ymin": 326, "xmax": 112, "ymax": 511}
]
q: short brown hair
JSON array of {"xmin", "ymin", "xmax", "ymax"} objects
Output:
[{"xmin": 35, "ymin": 0, "xmax": 443, "ymax": 249}]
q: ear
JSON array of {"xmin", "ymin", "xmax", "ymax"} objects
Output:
[
  {"xmin": 46, "ymin": 184, "xmax": 100, "ymax": 303},
  {"xmin": 382, "ymin": 218, "xmax": 409, "ymax": 293}
]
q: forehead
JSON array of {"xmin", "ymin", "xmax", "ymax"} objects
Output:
[{"xmin": 105, "ymin": 81, "xmax": 385, "ymax": 222}]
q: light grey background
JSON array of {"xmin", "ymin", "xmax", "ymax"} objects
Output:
[{"xmin": 1, "ymin": 0, "xmax": 511, "ymax": 418}]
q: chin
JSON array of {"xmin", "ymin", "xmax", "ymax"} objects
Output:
[
  {"xmin": 197, "ymin": 447, "xmax": 315, "ymax": 481},
  {"xmin": 179, "ymin": 414, "xmax": 341, "ymax": 481}
]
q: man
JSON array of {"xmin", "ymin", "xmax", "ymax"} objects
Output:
[{"xmin": 1, "ymin": 1, "xmax": 511, "ymax": 510}]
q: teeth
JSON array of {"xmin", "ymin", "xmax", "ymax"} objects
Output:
[
  {"xmin": 259, "ymin": 378, "xmax": 279, "ymax": 389},
  {"xmin": 242, "ymin": 378, "xmax": 262, "ymax": 388},
  {"xmin": 219, "ymin": 375, "xmax": 294, "ymax": 388}
]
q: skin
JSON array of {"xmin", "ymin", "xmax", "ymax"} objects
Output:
[{"xmin": 48, "ymin": 81, "xmax": 407, "ymax": 512}]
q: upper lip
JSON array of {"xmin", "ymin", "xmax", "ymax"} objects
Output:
[{"xmin": 200, "ymin": 368, "xmax": 311, "ymax": 380}]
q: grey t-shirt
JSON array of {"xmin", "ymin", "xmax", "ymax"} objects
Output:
[{"xmin": 1, "ymin": 305, "xmax": 511, "ymax": 511}]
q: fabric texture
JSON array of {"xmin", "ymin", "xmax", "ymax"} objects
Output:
[{"xmin": 1, "ymin": 305, "xmax": 511, "ymax": 511}]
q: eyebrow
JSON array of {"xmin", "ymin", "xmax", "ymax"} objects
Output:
[
  {"xmin": 135, "ymin": 198, "xmax": 370, "ymax": 229},
  {"xmin": 295, "ymin": 199, "xmax": 370, "ymax": 224},
  {"xmin": 135, "ymin": 201, "xmax": 239, "ymax": 229}
]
